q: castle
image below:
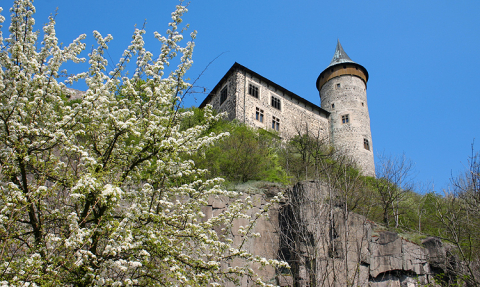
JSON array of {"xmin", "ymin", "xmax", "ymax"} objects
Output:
[{"xmin": 200, "ymin": 40, "xmax": 375, "ymax": 176}]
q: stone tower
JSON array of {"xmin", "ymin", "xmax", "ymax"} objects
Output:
[{"xmin": 316, "ymin": 40, "xmax": 375, "ymax": 176}]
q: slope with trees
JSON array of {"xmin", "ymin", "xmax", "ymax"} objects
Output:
[{"xmin": 435, "ymin": 148, "xmax": 480, "ymax": 286}]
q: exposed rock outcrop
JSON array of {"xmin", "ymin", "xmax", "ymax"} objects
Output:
[
  {"xmin": 279, "ymin": 181, "xmax": 458, "ymax": 286},
  {"xmin": 276, "ymin": 181, "xmax": 438, "ymax": 286},
  {"xmin": 207, "ymin": 181, "xmax": 452, "ymax": 286},
  {"xmin": 65, "ymin": 88, "xmax": 85, "ymax": 100}
]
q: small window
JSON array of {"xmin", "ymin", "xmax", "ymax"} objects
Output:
[
  {"xmin": 248, "ymin": 84, "xmax": 259, "ymax": 99},
  {"xmin": 342, "ymin": 114, "xmax": 349, "ymax": 124},
  {"xmin": 364, "ymin": 139, "xmax": 370, "ymax": 151},
  {"xmin": 361, "ymin": 102, "xmax": 364, "ymax": 107},
  {"xmin": 220, "ymin": 86, "xmax": 228, "ymax": 105},
  {"xmin": 272, "ymin": 116, "xmax": 280, "ymax": 131},
  {"xmin": 331, "ymin": 103, "xmax": 335, "ymax": 109},
  {"xmin": 343, "ymin": 65, "xmax": 346, "ymax": 69},
  {"xmin": 255, "ymin": 107, "xmax": 264, "ymax": 123},
  {"xmin": 336, "ymin": 83, "xmax": 341, "ymax": 88},
  {"xmin": 271, "ymin": 96, "xmax": 281, "ymax": 110}
]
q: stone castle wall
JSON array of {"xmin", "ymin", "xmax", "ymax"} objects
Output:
[
  {"xmin": 235, "ymin": 71, "xmax": 329, "ymax": 140},
  {"xmin": 202, "ymin": 63, "xmax": 375, "ymax": 176},
  {"xmin": 320, "ymin": 74, "xmax": 375, "ymax": 176},
  {"xmin": 205, "ymin": 68, "xmax": 330, "ymax": 140},
  {"xmin": 205, "ymin": 73, "xmax": 238, "ymax": 121}
]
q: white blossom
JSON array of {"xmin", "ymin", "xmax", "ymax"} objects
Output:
[{"xmin": 0, "ymin": 1, "xmax": 285, "ymax": 286}]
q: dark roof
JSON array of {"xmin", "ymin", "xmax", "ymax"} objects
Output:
[
  {"xmin": 199, "ymin": 62, "xmax": 329, "ymax": 117},
  {"xmin": 327, "ymin": 39, "xmax": 357, "ymax": 68},
  {"xmin": 316, "ymin": 40, "xmax": 369, "ymax": 89}
]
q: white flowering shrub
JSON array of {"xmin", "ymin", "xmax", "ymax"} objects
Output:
[{"xmin": 0, "ymin": 1, "xmax": 286, "ymax": 286}]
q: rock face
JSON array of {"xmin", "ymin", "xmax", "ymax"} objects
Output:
[
  {"xmin": 231, "ymin": 181, "xmax": 452, "ymax": 286},
  {"xmin": 369, "ymin": 232, "xmax": 430, "ymax": 286},
  {"xmin": 202, "ymin": 192, "xmax": 283, "ymax": 287},
  {"xmin": 65, "ymin": 88, "xmax": 85, "ymax": 100}
]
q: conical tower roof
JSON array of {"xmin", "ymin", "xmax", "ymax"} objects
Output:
[
  {"xmin": 316, "ymin": 40, "xmax": 369, "ymax": 92},
  {"xmin": 326, "ymin": 39, "xmax": 357, "ymax": 68}
]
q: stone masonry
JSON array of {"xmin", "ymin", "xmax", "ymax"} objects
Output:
[
  {"xmin": 200, "ymin": 41, "xmax": 375, "ymax": 176},
  {"xmin": 200, "ymin": 63, "xmax": 330, "ymax": 141},
  {"xmin": 319, "ymin": 73, "xmax": 374, "ymax": 176}
]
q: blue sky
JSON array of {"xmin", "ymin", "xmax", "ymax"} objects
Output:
[{"xmin": 2, "ymin": 0, "xmax": 479, "ymax": 192}]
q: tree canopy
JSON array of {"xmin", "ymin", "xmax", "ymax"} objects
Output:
[{"xmin": 0, "ymin": 1, "xmax": 285, "ymax": 286}]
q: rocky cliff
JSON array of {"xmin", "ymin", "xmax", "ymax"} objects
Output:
[{"xmin": 205, "ymin": 181, "xmax": 454, "ymax": 286}]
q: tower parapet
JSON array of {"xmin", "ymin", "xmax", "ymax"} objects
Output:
[{"xmin": 316, "ymin": 40, "xmax": 375, "ymax": 176}]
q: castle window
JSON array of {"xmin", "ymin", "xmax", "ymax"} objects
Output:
[
  {"xmin": 248, "ymin": 84, "xmax": 259, "ymax": 99},
  {"xmin": 342, "ymin": 114, "xmax": 349, "ymax": 124},
  {"xmin": 220, "ymin": 86, "xmax": 228, "ymax": 105},
  {"xmin": 255, "ymin": 107, "xmax": 264, "ymax": 123},
  {"xmin": 336, "ymin": 83, "xmax": 341, "ymax": 89},
  {"xmin": 361, "ymin": 102, "xmax": 364, "ymax": 107},
  {"xmin": 272, "ymin": 116, "xmax": 280, "ymax": 131},
  {"xmin": 271, "ymin": 96, "xmax": 281, "ymax": 110},
  {"xmin": 364, "ymin": 139, "xmax": 370, "ymax": 151},
  {"xmin": 331, "ymin": 103, "xmax": 335, "ymax": 109}
]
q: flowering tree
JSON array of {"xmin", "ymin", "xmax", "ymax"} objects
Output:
[{"xmin": 0, "ymin": 1, "xmax": 284, "ymax": 286}]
